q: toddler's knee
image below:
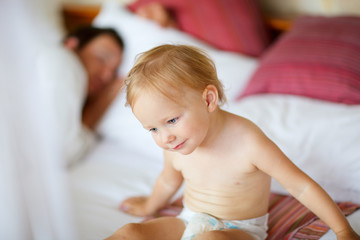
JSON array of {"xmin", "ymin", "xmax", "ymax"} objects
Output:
[
  {"xmin": 195, "ymin": 230, "xmax": 229, "ymax": 240},
  {"xmin": 108, "ymin": 223, "xmax": 146, "ymax": 240}
]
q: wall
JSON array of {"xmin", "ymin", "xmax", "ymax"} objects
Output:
[{"xmin": 258, "ymin": 0, "xmax": 360, "ymax": 19}]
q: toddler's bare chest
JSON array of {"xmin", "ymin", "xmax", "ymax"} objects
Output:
[{"xmin": 173, "ymin": 154, "xmax": 256, "ymax": 191}]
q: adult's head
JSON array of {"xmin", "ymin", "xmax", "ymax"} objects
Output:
[{"xmin": 64, "ymin": 26, "xmax": 124, "ymax": 97}]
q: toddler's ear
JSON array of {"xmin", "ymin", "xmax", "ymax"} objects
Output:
[{"xmin": 202, "ymin": 85, "xmax": 218, "ymax": 112}]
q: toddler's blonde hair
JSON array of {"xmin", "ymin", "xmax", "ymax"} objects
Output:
[{"xmin": 125, "ymin": 44, "xmax": 226, "ymax": 107}]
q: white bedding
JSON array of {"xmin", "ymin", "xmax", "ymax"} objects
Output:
[
  {"xmin": 68, "ymin": 2, "xmax": 360, "ymax": 239},
  {"xmin": 69, "ymin": 141, "xmax": 164, "ymax": 240}
]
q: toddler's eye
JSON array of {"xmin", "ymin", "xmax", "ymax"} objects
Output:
[
  {"xmin": 149, "ymin": 128, "xmax": 158, "ymax": 133},
  {"xmin": 168, "ymin": 117, "xmax": 178, "ymax": 124}
]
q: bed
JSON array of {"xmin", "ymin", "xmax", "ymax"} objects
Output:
[{"xmin": 68, "ymin": 2, "xmax": 360, "ymax": 239}]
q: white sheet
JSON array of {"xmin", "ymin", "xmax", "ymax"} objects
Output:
[
  {"xmin": 68, "ymin": 140, "xmax": 166, "ymax": 240},
  {"xmin": 68, "ymin": 2, "xmax": 360, "ymax": 239}
]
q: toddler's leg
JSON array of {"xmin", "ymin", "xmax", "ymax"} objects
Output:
[
  {"xmin": 105, "ymin": 216, "xmax": 185, "ymax": 240},
  {"xmin": 194, "ymin": 229, "xmax": 255, "ymax": 240}
]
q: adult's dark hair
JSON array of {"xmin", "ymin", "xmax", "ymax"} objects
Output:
[{"xmin": 65, "ymin": 25, "xmax": 124, "ymax": 50}]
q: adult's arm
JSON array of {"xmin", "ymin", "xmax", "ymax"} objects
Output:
[
  {"xmin": 131, "ymin": 2, "xmax": 178, "ymax": 28},
  {"xmin": 82, "ymin": 77, "xmax": 123, "ymax": 130}
]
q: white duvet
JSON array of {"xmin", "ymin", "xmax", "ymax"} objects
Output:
[{"xmin": 68, "ymin": 2, "xmax": 360, "ymax": 239}]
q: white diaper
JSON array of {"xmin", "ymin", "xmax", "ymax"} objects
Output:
[{"xmin": 177, "ymin": 205, "xmax": 268, "ymax": 240}]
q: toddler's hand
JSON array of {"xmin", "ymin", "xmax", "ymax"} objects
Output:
[
  {"xmin": 119, "ymin": 196, "xmax": 152, "ymax": 217},
  {"xmin": 336, "ymin": 229, "xmax": 360, "ymax": 240}
]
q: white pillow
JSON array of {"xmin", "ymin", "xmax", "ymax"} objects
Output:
[{"xmin": 94, "ymin": 2, "xmax": 257, "ymax": 158}]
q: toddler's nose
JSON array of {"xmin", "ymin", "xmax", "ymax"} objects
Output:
[{"xmin": 163, "ymin": 133, "xmax": 175, "ymax": 144}]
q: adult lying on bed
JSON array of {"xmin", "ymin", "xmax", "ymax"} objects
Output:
[
  {"xmin": 37, "ymin": 26, "xmax": 124, "ymax": 166},
  {"xmin": 64, "ymin": 26, "xmax": 124, "ymax": 130}
]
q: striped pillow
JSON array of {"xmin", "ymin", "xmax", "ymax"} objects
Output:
[
  {"xmin": 268, "ymin": 194, "xmax": 360, "ymax": 240},
  {"xmin": 128, "ymin": 0, "xmax": 272, "ymax": 57},
  {"xmin": 238, "ymin": 16, "xmax": 360, "ymax": 104},
  {"xmin": 144, "ymin": 193, "xmax": 360, "ymax": 239}
]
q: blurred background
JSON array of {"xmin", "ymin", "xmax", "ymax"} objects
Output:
[{"xmin": 1, "ymin": 0, "xmax": 359, "ymax": 239}]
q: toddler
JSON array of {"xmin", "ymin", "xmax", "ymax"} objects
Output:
[{"xmin": 107, "ymin": 44, "xmax": 359, "ymax": 240}]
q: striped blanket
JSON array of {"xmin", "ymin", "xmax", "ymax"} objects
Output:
[{"xmin": 144, "ymin": 193, "xmax": 360, "ymax": 240}]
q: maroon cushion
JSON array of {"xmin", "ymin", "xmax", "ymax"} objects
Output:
[
  {"xmin": 128, "ymin": 0, "xmax": 272, "ymax": 57},
  {"xmin": 238, "ymin": 16, "xmax": 360, "ymax": 104}
]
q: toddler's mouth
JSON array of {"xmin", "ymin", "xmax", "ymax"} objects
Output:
[{"xmin": 173, "ymin": 141, "xmax": 186, "ymax": 150}]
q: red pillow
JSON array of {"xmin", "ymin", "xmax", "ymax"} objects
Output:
[
  {"xmin": 128, "ymin": 0, "xmax": 272, "ymax": 57},
  {"xmin": 238, "ymin": 16, "xmax": 360, "ymax": 104}
]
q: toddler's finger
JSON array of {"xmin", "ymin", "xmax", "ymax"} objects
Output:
[{"xmin": 119, "ymin": 202, "xmax": 130, "ymax": 212}]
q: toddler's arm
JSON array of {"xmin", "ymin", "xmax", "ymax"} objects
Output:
[
  {"xmin": 120, "ymin": 153, "xmax": 183, "ymax": 217},
  {"xmin": 252, "ymin": 130, "xmax": 359, "ymax": 239}
]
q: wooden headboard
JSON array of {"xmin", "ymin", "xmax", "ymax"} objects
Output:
[{"xmin": 62, "ymin": 4, "xmax": 101, "ymax": 33}]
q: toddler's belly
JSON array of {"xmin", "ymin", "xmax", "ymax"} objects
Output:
[{"xmin": 183, "ymin": 184, "xmax": 270, "ymax": 220}]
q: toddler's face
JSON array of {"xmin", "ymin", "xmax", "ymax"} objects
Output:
[{"xmin": 132, "ymin": 88, "xmax": 211, "ymax": 155}]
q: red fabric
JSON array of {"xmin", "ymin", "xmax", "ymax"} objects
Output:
[
  {"xmin": 238, "ymin": 16, "xmax": 360, "ymax": 104},
  {"xmin": 284, "ymin": 201, "xmax": 360, "ymax": 240},
  {"xmin": 128, "ymin": 0, "xmax": 272, "ymax": 57},
  {"xmin": 143, "ymin": 193, "xmax": 360, "ymax": 239}
]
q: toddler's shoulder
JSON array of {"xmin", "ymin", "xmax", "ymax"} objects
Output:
[
  {"xmin": 224, "ymin": 113, "xmax": 268, "ymax": 147},
  {"xmin": 226, "ymin": 111, "xmax": 262, "ymax": 133}
]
